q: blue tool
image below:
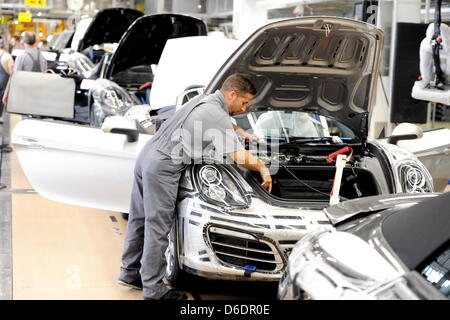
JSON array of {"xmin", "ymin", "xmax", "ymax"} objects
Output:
[{"xmin": 244, "ymin": 265, "xmax": 257, "ymax": 271}]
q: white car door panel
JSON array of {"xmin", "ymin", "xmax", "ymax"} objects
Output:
[{"xmin": 12, "ymin": 119, "xmax": 152, "ymax": 213}]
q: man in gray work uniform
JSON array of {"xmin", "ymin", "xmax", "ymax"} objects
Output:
[
  {"xmin": 13, "ymin": 31, "xmax": 47, "ymax": 72},
  {"xmin": 0, "ymin": 38, "xmax": 13, "ymax": 118},
  {"xmin": 2, "ymin": 31, "xmax": 47, "ymax": 107},
  {"xmin": 118, "ymin": 74, "xmax": 272, "ymax": 300}
]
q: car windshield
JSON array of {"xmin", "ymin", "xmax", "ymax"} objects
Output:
[{"xmin": 233, "ymin": 110, "xmax": 359, "ymax": 143}]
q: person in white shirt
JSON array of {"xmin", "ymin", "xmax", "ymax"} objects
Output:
[
  {"xmin": 2, "ymin": 31, "xmax": 47, "ymax": 107},
  {"xmin": 0, "ymin": 38, "xmax": 14, "ymax": 118}
]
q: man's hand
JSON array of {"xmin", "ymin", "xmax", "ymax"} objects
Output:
[
  {"xmin": 243, "ymin": 132, "xmax": 260, "ymax": 142},
  {"xmin": 260, "ymin": 167, "xmax": 272, "ymax": 192},
  {"xmin": 229, "ymin": 149, "xmax": 272, "ymax": 193},
  {"xmin": 232, "ymin": 123, "xmax": 260, "ymax": 142},
  {"xmin": 2, "ymin": 78, "xmax": 10, "ymax": 107},
  {"xmin": 2, "ymin": 92, "xmax": 7, "ymax": 107}
]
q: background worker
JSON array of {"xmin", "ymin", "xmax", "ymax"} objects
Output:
[
  {"xmin": 38, "ymin": 39, "xmax": 49, "ymax": 51},
  {"xmin": 8, "ymin": 35, "xmax": 23, "ymax": 53},
  {"xmin": 118, "ymin": 73, "xmax": 272, "ymax": 300},
  {"xmin": 0, "ymin": 38, "xmax": 13, "ymax": 119},
  {"xmin": 2, "ymin": 31, "xmax": 47, "ymax": 107}
]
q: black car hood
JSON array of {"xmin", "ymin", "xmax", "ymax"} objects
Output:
[
  {"xmin": 205, "ymin": 17, "xmax": 384, "ymax": 141},
  {"xmin": 382, "ymin": 192, "xmax": 450, "ymax": 270},
  {"xmin": 105, "ymin": 14, "xmax": 207, "ymax": 80},
  {"xmin": 77, "ymin": 8, "xmax": 143, "ymax": 52}
]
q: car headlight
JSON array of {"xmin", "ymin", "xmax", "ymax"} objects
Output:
[
  {"xmin": 398, "ymin": 161, "xmax": 433, "ymax": 193},
  {"xmin": 194, "ymin": 165, "xmax": 251, "ymax": 209},
  {"xmin": 283, "ymin": 230, "xmax": 403, "ymax": 300}
]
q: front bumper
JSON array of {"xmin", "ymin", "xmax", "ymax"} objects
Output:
[{"xmin": 176, "ymin": 197, "xmax": 333, "ymax": 281}]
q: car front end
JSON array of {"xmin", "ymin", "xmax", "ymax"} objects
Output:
[
  {"xmin": 167, "ymin": 16, "xmax": 434, "ymax": 282},
  {"xmin": 171, "ymin": 138, "xmax": 433, "ymax": 282},
  {"xmin": 174, "ymin": 164, "xmax": 334, "ymax": 281}
]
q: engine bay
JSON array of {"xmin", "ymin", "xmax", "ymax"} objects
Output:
[{"xmin": 245, "ymin": 141, "xmax": 381, "ymax": 202}]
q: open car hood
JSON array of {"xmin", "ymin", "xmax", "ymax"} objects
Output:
[
  {"xmin": 49, "ymin": 30, "xmax": 74, "ymax": 51},
  {"xmin": 105, "ymin": 14, "xmax": 207, "ymax": 80},
  {"xmin": 206, "ymin": 17, "xmax": 384, "ymax": 141},
  {"xmin": 150, "ymin": 36, "xmax": 241, "ymax": 110},
  {"xmin": 77, "ymin": 8, "xmax": 143, "ymax": 52}
]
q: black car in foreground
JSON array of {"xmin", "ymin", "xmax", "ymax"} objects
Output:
[{"xmin": 278, "ymin": 192, "xmax": 450, "ymax": 300}]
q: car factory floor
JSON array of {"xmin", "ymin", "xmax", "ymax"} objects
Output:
[{"xmin": 0, "ymin": 114, "xmax": 278, "ymax": 300}]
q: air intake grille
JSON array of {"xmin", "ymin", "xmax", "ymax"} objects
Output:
[{"xmin": 208, "ymin": 229, "xmax": 281, "ymax": 272}]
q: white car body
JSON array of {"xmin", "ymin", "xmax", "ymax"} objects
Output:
[
  {"xmin": 70, "ymin": 17, "xmax": 93, "ymax": 52},
  {"xmin": 10, "ymin": 36, "xmax": 239, "ymax": 214},
  {"xmin": 150, "ymin": 36, "xmax": 241, "ymax": 110},
  {"xmin": 12, "ymin": 119, "xmax": 151, "ymax": 213}
]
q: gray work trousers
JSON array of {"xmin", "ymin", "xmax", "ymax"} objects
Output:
[{"xmin": 119, "ymin": 150, "xmax": 185, "ymax": 299}]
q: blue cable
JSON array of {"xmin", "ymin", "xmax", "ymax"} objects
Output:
[{"xmin": 263, "ymin": 137, "xmax": 286, "ymax": 141}]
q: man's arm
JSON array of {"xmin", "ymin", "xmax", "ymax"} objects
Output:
[
  {"xmin": 6, "ymin": 54, "xmax": 13, "ymax": 75},
  {"xmin": 232, "ymin": 123, "xmax": 260, "ymax": 142},
  {"xmin": 2, "ymin": 54, "xmax": 14, "ymax": 104},
  {"xmin": 229, "ymin": 149, "xmax": 272, "ymax": 192},
  {"xmin": 209, "ymin": 112, "xmax": 270, "ymax": 191},
  {"xmin": 2, "ymin": 77, "xmax": 11, "ymax": 106},
  {"xmin": 3, "ymin": 54, "xmax": 22, "ymax": 106}
]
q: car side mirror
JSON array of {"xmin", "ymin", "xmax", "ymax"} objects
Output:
[
  {"xmin": 101, "ymin": 116, "xmax": 139, "ymax": 143},
  {"xmin": 387, "ymin": 123, "xmax": 423, "ymax": 145}
]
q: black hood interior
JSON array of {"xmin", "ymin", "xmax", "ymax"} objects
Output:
[
  {"xmin": 78, "ymin": 8, "xmax": 143, "ymax": 52},
  {"xmin": 105, "ymin": 14, "xmax": 207, "ymax": 79},
  {"xmin": 205, "ymin": 17, "xmax": 383, "ymax": 141}
]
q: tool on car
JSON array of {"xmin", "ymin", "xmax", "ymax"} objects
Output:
[
  {"xmin": 138, "ymin": 81, "xmax": 153, "ymax": 90},
  {"xmin": 327, "ymin": 146, "xmax": 353, "ymax": 205}
]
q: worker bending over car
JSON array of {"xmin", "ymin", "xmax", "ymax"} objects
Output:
[{"xmin": 118, "ymin": 73, "xmax": 272, "ymax": 300}]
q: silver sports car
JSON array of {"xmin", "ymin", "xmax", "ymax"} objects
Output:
[{"xmin": 162, "ymin": 17, "xmax": 434, "ymax": 286}]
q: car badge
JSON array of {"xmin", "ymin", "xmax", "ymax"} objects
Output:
[{"xmin": 324, "ymin": 23, "xmax": 332, "ymax": 37}]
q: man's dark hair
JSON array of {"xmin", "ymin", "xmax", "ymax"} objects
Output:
[
  {"xmin": 21, "ymin": 31, "xmax": 36, "ymax": 45},
  {"xmin": 220, "ymin": 73, "xmax": 257, "ymax": 96},
  {"xmin": 12, "ymin": 35, "xmax": 20, "ymax": 42}
]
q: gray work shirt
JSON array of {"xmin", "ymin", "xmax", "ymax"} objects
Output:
[
  {"xmin": 13, "ymin": 48, "xmax": 47, "ymax": 72},
  {"xmin": 180, "ymin": 90, "xmax": 245, "ymax": 163},
  {"xmin": 148, "ymin": 90, "xmax": 244, "ymax": 165}
]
